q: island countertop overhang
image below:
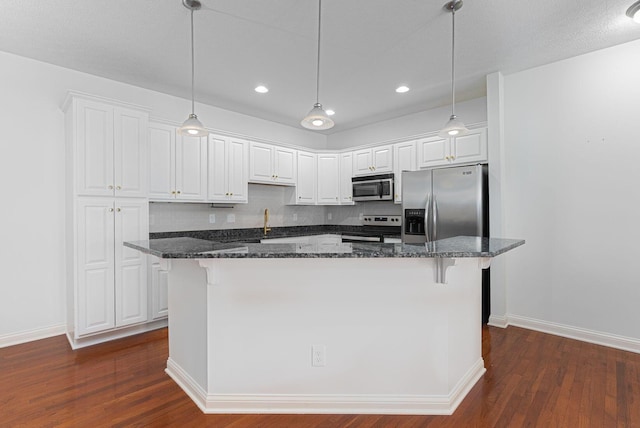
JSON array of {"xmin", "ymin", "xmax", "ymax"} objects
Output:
[{"xmin": 124, "ymin": 236, "xmax": 524, "ymax": 259}]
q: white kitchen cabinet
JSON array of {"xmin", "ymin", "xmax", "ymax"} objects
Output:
[
  {"xmin": 417, "ymin": 128, "xmax": 487, "ymax": 169},
  {"xmin": 148, "ymin": 122, "xmax": 207, "ymax": 201},
  {"xmin": 292, "ymin": 150, "xmax": 317, "ymax": 204},
  {"xmin": 249, "ymin": 142, "xmax": 297, "ymax": 185},
  {"xmin": 393, "ymin": 141, "xmax": 417, "ymax": 203},
  {"xmin": 353, "ymin": 145, "xmax": 393, "ymax": 176},
  {"xmin": 75, "ymin": 197, "xmax": 148, "ymax": 337},
  {"xmin": 208, "ymin": 134, "xmax": 248, "ymax": 203},
  {"xmin": 317, "ymin": 153, "xmax": 340, "ymax": 205},
  {"xmin": 339, "ymin": 152, "xmax": 354, "ymax": 204},
  {"xmin": 65, "ymin": 95, "xmax": 148, "ymax": 198},
  {"xmin": 149, "ymin": 257, "xmax": 169, "ymax": 320}
]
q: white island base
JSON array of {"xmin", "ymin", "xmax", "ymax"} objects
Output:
[{"xmin": 162, "ymin": 256, "xmax": 489, "ymax": 415}]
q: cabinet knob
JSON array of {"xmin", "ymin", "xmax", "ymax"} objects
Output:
[
  {"xmin": 116, "ymin": 186, "xmax": 121, "ymax": 190},
  {"xmin": 116, "ymin": 208, "xmax": 121, "ymax": 212},
  {"xmin": 299, "ymin": 196, "xmax": 302, "ymax": 199},
  {"xmin": 108, "ymin": 185, "xmax": 114, "ymax": 190},
  {"xmin": 445, "ymin": 156, "xmax": 450, "ymax": 160},
  {"xmin": 230, "ymin": 193, "xmax": 233, "ymax": 196},
  {"xmin": 108, "ymin": 208, "xmax": 114, "ymax": 212},
  {"xmin": 450, "ymin": 155, "xmax": 456, "ymax": 160},
  {"xmin": 171, "ymin": 191, "xmax": 176, "ymax": 195},
  {"xmin": 177, "ymin": 190, "xmax": 181, "ymax": 194}
]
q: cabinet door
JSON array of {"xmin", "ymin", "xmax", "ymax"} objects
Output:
[
  {"xmin": 114, "ymin": 198, "xmax": 148, "ymax": 327},
  {"xmin": 150, "ymin": 259, "xmax": 169, "ymax": 320},
  {"xmin": 417, "ymin": 136, "xmax": 450, "ymax": 169},
  {"xmin": 371, "ymin": 145, "xmax": 393, "ymax": 173},
  {"xmin": 76, "ymin": 100, "xmax": 115, "ymax": 196},
  {"xmin": 274, "ymin": 146, "xmax": 297, "ymax": 184},
  {"xmin": 207, "ymin": 134, "xmax": 228, "ymax": 201},
  {"xmin": 114, "ymin": 107, "xmax": 148, "ymax": 198},
  {"xmin": 148, "ymin": 123, "xmax": 176, "ymax": 200},
  {"xmin": 76, "ymin": 198, "xmax": 116, "ymax": 336},
  {"xmin": 451, "ymin": 128, "xmax": 488, "ymax": 164},
  {"xmin": 339, "ymin": 152, "xmax": 354, "ymax": 204},
  {"xmin": 317, "ymin": 154, "xmax": 340, "ymax": 204},
  {"xmin": 249, "ymin": 142, "xmax": 274, "ymax": 182},
  {"xmin": 352, "ymin": 149, "xmax": 373, "ymax": 176},
  {"xmin": 393, "ymin": 142, "xmax": 416, "ymax": 203},
  {"xmin": 296, "ymin": 151, "xmax": 316, "ymax": 204},
  {"xmin": 176, "ymin": 133, "xmax": 207, "ymax": 201},
  {"xmin": 227, "ymin": 138, "xmax": 248, "ymax": 202}
]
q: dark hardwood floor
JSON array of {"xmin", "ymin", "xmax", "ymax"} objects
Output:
[{"xmin": 1, "ymin": 325, "xmax": 639, "ymax": 427}]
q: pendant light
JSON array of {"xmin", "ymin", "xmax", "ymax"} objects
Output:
[
  {"xmin": 438, "ymin": 0, "xmax": 469, "ymax": 139},
  {"xmin": 178, "ymin": 0, "xmax": 208, "ymax": 137},
  {"xmin": 301, "ymin": 0, "xmax": 334, "ymax": 131},
  {"xmin": 627, "ymin": 1, "xmax": 640, "ymax": 23}
]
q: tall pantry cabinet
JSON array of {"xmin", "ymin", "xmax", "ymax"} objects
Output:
[{"xmin": 63, "ymin": 93, "xmax": 162, "ymax": 349}]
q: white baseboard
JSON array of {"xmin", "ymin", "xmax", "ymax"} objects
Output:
[
  {"xmin": 0, "ymin": 323, "xmax": 66, "ymax": 348},
  {"xmin": 66, "ymin": 318, "xmax": 168, "ymax": 349},
  {"xmin": 505, "ymin": 314, "xmax": 640, "ymax": 354},
  {"xmin": 487, "ymin": 314, "xmax": 508, "ymax": 328},
  {"xmin": 166, "ymin": 357, "xmax": 485, "ymax": 415}
]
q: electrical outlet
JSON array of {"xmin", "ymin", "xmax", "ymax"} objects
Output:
[
  {"xmin": 293, "ymin": 213, "xmax": 298, "ymax": 221},
  {"xmin": 227, "ymin": 213, "xmax": 235, "ymax": 223},
  {"xmin": 312, "ymin": 345, "xmax": 326, "ymax": 367},
  {"xmin": 209, "ymin": 214, "xmax": 216, "ymax": 224}
]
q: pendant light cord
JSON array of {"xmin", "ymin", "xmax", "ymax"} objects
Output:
[
  {"xmin": 190, "ymin": 8, "xmax": 196, "ymax": 115},
  {"xmin": 450, "ymin": 2, "xmax": 456, "ymax": 117},
  {"xmin": 315, "ymin": 0, "xmax": 322, "ymax": 104}
]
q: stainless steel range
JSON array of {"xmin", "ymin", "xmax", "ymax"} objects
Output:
[{"xmin": 341, "ymin": 215, "xmax": 402, "ymax": 243}]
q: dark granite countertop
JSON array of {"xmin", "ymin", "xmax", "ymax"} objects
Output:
[
  {"xmin": 124, "ymin": 236, "xmax": 524, "ymax": 259},
  {"xmin": 149, "ymin": 225, "xmax": 400, "ymax": 243}
]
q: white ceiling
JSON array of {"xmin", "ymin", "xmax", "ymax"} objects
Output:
[{"xmin": 1, "ymin": 0, "xmax": 639, "ymax": 133}]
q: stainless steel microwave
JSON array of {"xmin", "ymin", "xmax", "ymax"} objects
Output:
[{"xmin": 352, "ymin": 173, "xmax": 394, "ymax": 201}]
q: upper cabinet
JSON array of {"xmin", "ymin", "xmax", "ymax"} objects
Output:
[
  {"xmin": 352, "ymin": 145, "xmax": 393, "ymax": 176},
  {"xmin": 249, "ymin": 142, "xmax": 297, "ymax": 185},
  {"xmin": 208, "ymin": 135, "xmax": 248, "ymax": 203},
  {"xmin": 66, "ymin": 96, "xmax": 148, "ymax": 198},
  {"xmin": 148, "ymin": 122, "xmax": 207, "ymax": 201},
  {"xmin": 393, "ymin": 141, "xmax": 417, "ymax": 204},
  {"xmin": 292, "ymin": 151, "xmax": 317, "ymax": 204},
  {"xmin": 339, "ymin": 152, "xmax": 354, "ymax": 205},
  {"xmin": 317, "ymin": 153, "xmax": 340, "ymax": 205},
  {"xmin": 417, "ymin": 128, "xmax": 487, "ymax": 169}
]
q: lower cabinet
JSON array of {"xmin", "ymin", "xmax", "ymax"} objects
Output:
[
  {"xmin": 149, "ymin": 256, "xmax": 169, "ymax": 320},
  {"xmin": 68, "ymin": 197, "xmax": 154, "ymax": 347}
]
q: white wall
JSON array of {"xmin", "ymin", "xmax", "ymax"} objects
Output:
[
  {"xmin": 0, "ymin": 51, "xmax": 325, "ymax": 343},
  {"xmin": 501, "ymin": 39, "xmax": 640, "ymax": 341},
  {"xmin": 326, "ymin": 97, "xmax": 487, "ymax": 150}
]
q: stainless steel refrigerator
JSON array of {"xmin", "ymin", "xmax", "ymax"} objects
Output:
[
  {"xmin": 401, "ymin": 164, "xmax": 488, "ymax": 244},
  {"xmin": 402, "ymin": 163, "xmax": 490, "ymax": 322}
]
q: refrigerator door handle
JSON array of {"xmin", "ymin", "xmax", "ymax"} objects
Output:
[
  {"xmin": 424, "ymin": 194, "xmax": 431, "ymax": 242},
  {"xmin": 433, "ymin": 196, "xmax": 438, "ymax": 242}
]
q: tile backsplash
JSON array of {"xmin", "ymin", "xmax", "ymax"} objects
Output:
[{"xmin": 149, "ymin": 183, "xmax": 401, "ymax": 233}]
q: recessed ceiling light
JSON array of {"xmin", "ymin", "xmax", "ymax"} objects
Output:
[
  {"xmin": 255, "ymin": 85, "xmax": 269, "ymax": 93},
  {"xmin": 325, "ymin": 109, "xmax": 335, "ymax": 116},
  {"xmin": 396, "ymin": 85, "xmax": 410, "ymax": 93}
]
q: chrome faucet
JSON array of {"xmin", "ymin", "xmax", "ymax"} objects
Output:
[{"xmin": 263, "ymin": 208, "xmax": 271, "ymax": 236}]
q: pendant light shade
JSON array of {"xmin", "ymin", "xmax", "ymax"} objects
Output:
[
  {"xmin": 438, "ymin": 0, "xmax": 468, "ymax": 139},
  {"xmin": 301, "ymin": 0, "xmax": 334, "ymax": 131},
  {"xmin": 178, "ymin": 0, "xmax": 208, "ymax": 137},
  {"xmin": 301, "ymin": 103, "xmax": 334, "ymax": 130},
  {"xmin": 627, "ymin": 0, "xmax": 640, "ymax": 23}
]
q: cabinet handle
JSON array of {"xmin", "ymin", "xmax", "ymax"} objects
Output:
[{"xmin": 108, "ymin": 185, "xmax": 114, "ymax": 190}]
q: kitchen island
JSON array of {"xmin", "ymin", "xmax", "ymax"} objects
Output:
[{"xmin": 125, "ymin": 236, "xmax": 524, "ymax": 415}]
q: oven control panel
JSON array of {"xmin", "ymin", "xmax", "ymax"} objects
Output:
[{"xmin": 362, "ymin": 215, "xmax": 402, "ymax": 226}]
